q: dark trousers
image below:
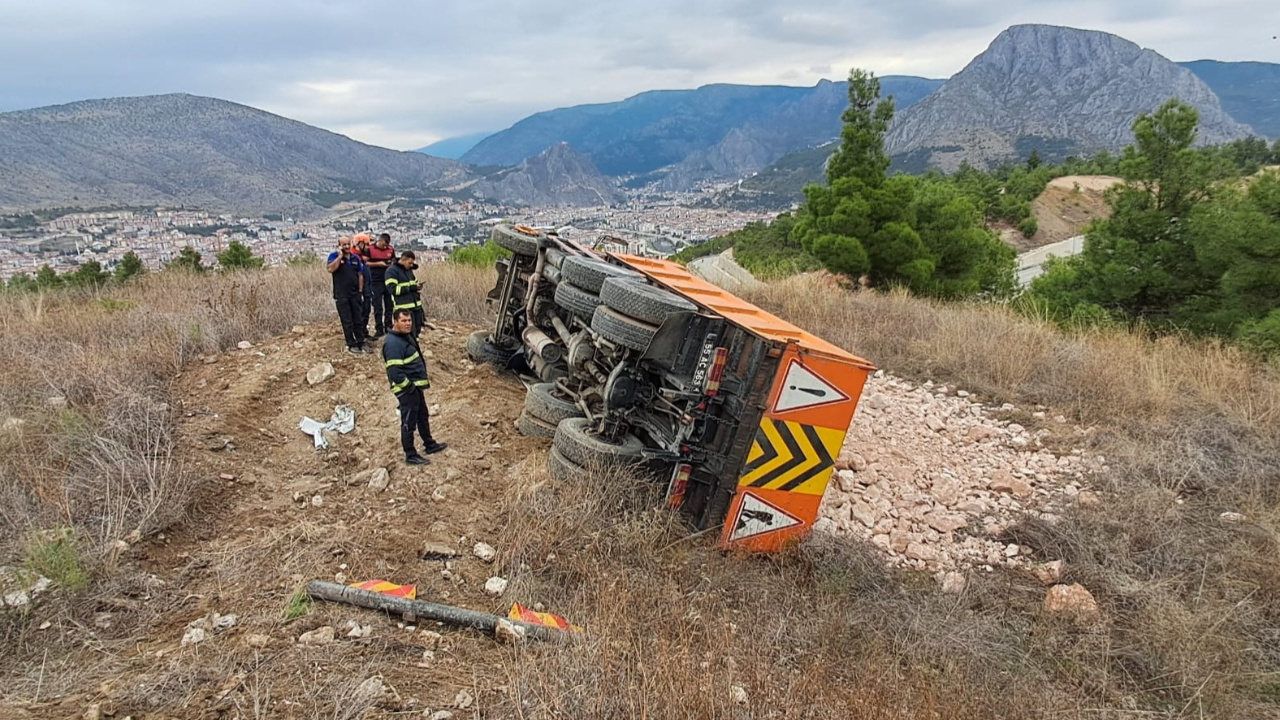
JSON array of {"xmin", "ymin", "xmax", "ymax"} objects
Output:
[
  {"xmin": 412, "ymin": 307, "xmax": 425, "ymax": 336},
  {"xmin": 360, "ymin": 287, "xmax": 374, "ymax": 332},
  {"xmin": 334, "ymin": 294, "xmax": 365, "ymax": 349},
  {"xmin": 398, "ymin": 389, "xmax": 434, "ymax": 457},
  {"xmin": 372, "ymin": 278, "xmax": 390, "ymax": 333}
]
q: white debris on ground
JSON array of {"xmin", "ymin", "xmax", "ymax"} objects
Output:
[{"xmin": 817, "ymin": 372, "xmax": 1106, "ymax": 575}]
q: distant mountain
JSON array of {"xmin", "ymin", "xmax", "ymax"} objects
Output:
[
  {"xmin": 461, "ymin": 78, "xmax": 943, "ymax": 188},
  {"xmin": 0, "ymin": 94, "xmax": 470, "ymax": 216},
  {"xmin": 1180, "ymin": 60, "xmax": 1280, "ymax": 139},
  {"xmin": 417, "ymin": 131, "xmax": 493, "ymax": 159},
  {"xmin": 885, "ymin": 25, "xmax": 1254, "ymax": 171},
  {"xmin": 467, "ymin": 143, "xmax": 623, "ymax": 207}
]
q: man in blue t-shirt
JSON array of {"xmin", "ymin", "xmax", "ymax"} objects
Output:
[{"xmin": 326, "ymin": 237, "xmax": 368, "ymax": 354}]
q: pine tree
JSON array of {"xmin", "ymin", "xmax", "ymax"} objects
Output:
[
  {"xmin": 114, "ymin": 251, "xmax": 147, "ymax": 283},
  {"xmin": 216, "ymin": 241, "xmax": 265, "ymax": 270},
  {"xmin": 165, "ymin": 246, "xmax": 207, "ymax": 273},
  {"xmin": 34, "ymin": 265, "xmax": 62, "ymax": 289}
]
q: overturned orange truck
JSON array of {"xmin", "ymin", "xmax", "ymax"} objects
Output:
[{"xmin": 467, "ymin": 225, "xmax": 876, "ymax": 552}]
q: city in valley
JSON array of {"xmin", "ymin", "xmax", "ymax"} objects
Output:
[{"xmin": 0, "ymin": 191, "xmax": 777, "ymax": 280}]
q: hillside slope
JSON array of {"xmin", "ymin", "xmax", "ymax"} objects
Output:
[
  {"xmin": 1181, "ymin": 59, "xmax": 1280, "ymax": 139},
  {"xmin": 0, "ymin": 94, "xmax": 471, "ymax": 217},
  {"xmin": 462, "ymin": 78, "xmax": 943, "ymax": 188}
]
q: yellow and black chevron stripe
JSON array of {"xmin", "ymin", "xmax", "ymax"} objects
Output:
[{"xmin": 738, "ymin": 418, "xmax": 845, "ymax": 495}]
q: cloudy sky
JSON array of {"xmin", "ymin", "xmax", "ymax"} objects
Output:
[{"xmin": 0, "ymin": 0, "xmax": 1275, "ymax": 150}]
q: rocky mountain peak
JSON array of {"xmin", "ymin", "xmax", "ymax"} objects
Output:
[
  {"xmin": 469, "ymin": 143, "xmax": 624, "ymax": 207},
  {"xmin": 886, "ymin": 24, "xmax": 1254, "ymax": 171}
]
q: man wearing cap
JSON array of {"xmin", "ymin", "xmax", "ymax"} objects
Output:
[
  {"xmin": 325, "ymin": 236, "xmax": 368, "ymax": 354},
  {"xmin": 384, "ymin": 251, "xmax": 424, "ymax": 336},
  {"xmin": 383, "ymin": 308, "xmax": 447, "ymax": 465}
]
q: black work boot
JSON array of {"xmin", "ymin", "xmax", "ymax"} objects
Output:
[
  {"xmin": 422, "ymin": 441, "xmax": 449, "ymax": 455},
  {"xmin": 405, "ymin": 454, "xmax": 430, "ymax": 466}
]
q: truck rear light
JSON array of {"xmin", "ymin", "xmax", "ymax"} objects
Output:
[
  {"xmin": 703, "ymin": 347, "xmax": 729, "ymax": 396},
  {"xmin": 667, "ymin": 464, "xmax": 692, "ymax": 509}
]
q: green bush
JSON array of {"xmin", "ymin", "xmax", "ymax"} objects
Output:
[
  {"xmin": 24, "ymin": 527, "xmax": 88, "ymax": 591},
  {"xmin": 449, "ymin": 240, "xmax": 509, "ymax": 268},
  {"xmin": 1018, "ymin": 217, "xmax": 1039, "ymax": 238}
]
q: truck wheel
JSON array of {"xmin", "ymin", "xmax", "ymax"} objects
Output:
[
  {"xmin": 553, "ymin": 281, "xmax": 604, "ymax": 319},
  {"xmin": 525, "ymin": 383, "xmax": 584, "ymax": 424},
  {"xmin": 492, "ymin": 225, "xmax": 543, "ymax": 256},
  {"xmin": 553, "ymin": 417, "xmax": 645, "ymax": 468},
  {"xmin": 600, "ymin": 277, "xmax": 697, "ymax": 324},
  {"xmin": 561, "ymin": 256, "xmax": 643, "ymax": 293},
  {"xmin": 590, "ymin": 306, "xmax": 658, "ymax": 351},
  {"xmin": 516, "ymin": 411, "xmax": 557, "ymax": 439},
  {"xmin": 466, "ymin": 330, "xmax": 517, "ymax": 365},
  {"xmin": 547, "ymin": 446, "xmax": 590, "ymax": 484}
]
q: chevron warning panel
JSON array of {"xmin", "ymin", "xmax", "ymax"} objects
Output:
[{"xmin": 738, "ymin": 417, "xmax": 845, "ymax": 495}]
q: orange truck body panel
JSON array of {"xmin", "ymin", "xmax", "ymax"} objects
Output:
[{"xmin": 615, "ymin": 255, "xmax": 876, "ymax": 552}]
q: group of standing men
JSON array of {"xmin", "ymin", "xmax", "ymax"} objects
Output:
[
  {"xmin": 327, "ymin": 233, "xmax": 445, "ymax": 465},
  {"xmin": 325, "ymin": 233, "xmax": 424, "ymax": 354}
]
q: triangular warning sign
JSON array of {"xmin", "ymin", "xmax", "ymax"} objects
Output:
[
  {"xmin": 729, "ymin": 492, "xmax": 803, "ymax": 542},
  {"xmin": 773, "ymin": 360, "xmax": 850, "ymax": 414}
]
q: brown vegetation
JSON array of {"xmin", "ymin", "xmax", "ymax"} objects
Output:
[{"xmin": 1, "ymin": 264, "xmax": 1277, "ymax": 718}]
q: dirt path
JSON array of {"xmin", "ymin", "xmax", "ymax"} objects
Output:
[{"xmin": 10, "ymin": 321, "xmax": 543, "ymax": 719}]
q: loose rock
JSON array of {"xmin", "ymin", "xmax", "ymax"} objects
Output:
[
  {"xmin": 1043, "ymin": 583, "xmax": 1100, "ymax": 623},
  {"xmin": 1032, "ymin": 560, "xmax": 1064, "ymax": 585},
  {"xmin": 299, "ymin": 626, "xmax": 336, "ymax": 645},
  {"xmin": 484, "ymin": 577, "xmax": 508, "ymax": 597},
  {"xmin": 494, "ymin": 618, "xmax": 526, "ymax": 644},
  {"xmin": 473, "ymin": 542, "xmax": 497, "ymax": 563},
  {"xmin": 306, "ymin": 363, "xmax": 335, "ymax": 386}
]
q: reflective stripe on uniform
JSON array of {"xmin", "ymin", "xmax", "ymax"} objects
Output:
[
  {"xmin": 389, "ymin": 378, "xmax": 410, "ymax": 394},
  {"xmin": 413, "ymin": 379, "xmax": 430, "ymax": 388},
  {"xmin": 385, "ymin": 351, "xmax": 421, "ymax": 368},
  {"xmin": 393, "ymin": 300, "xmax": 422, "ymax": 310}
]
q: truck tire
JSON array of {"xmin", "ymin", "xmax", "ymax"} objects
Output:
[
  {"xmin": 600, "ymin": 277, "xmax": 697, "ymax": 324},
  {"xmin": 516, "ymin": 411, "xmax": 557, "ymax": 439},
  {"xmin": 553, "ymin": 281, "xmax": 603, "ymax": 319},
  {"xmin": 466, "ymin": 330, "xmax": 517, "ymax": 365},
  {"xmin": 524, "ymin": 383, "xmax": 584, "ymax": 424},
  {"xmin": 561, "ymin": 256, "xmax": 643, "ymax": 294},
  {"xmin": 547, "ymin": 446, "xmax": 590, "ymax": 484},
  {"xmin": 492, "ymin": 225, "xmax": 542, "ymax": 256},
  {"xmin": 591, "ymin": 306, "xmax": 658, "ymax": 351},
  {"xmin": 553, "ymin": 417, "xmax": 645, "ymax": 468}
]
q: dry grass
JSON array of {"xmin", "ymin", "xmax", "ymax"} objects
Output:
[
  {"xmin": 743, "ymin": 274, "xmax": 1280, "ymax": 716},
  {"xmin": 4, "ymin": 262, "xmax": 1280, "ymax": 717}
]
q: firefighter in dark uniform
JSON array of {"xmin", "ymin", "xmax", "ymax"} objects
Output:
[
  {"xmin": 384, "ymin": 251, "xmax": 424, "ymax": 336},
  {"xmin": 325, "ymin": 236, "xmax": 367, "ymax": 353},
  {"xmin": 383, "ymin": 308, "xmax": 447, "ymax": 465}
]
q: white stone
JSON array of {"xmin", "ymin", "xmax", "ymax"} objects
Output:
[
  {"xmin": 299, "ymin": 626, "xmax": 335, "ymax": 645},
  {"xmin": 306, "ymin": 362, "xmax": 335, "ymax": 386},
  {"xmin": 454, "ymin": 689, "xmax": 474, "ymax": 710},
  {"xmin": 1219, "ymin": 511, "xmax": 1246, "ymax": 524},
  {"xmin": 473, "ymin": 542, "xmax": 497, "ymax": 563},
  {"xmin": 494, "ymin": 618, "xmax": 526, "ymax": 644},
  {"xmin": 850, "ymin": 500, "xmax": 877, "ymax": 528},
  {"xmin": 237, "ymin": 340, "xmax": 254, "ymax": 350},
  {"xmin": 940, "ymin": 571, "xmax": 967, "ymax": 594},
  {"xmin": 181, "ymin": 626, "xmax": 207, "ymax": 645},
  {"xmin": 729, "ymin": 685, "xmax": 749, "ymax": 706},
  {"xmin": 484, "ymin": 576, "xmax": 508, "ymax": 597}
]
